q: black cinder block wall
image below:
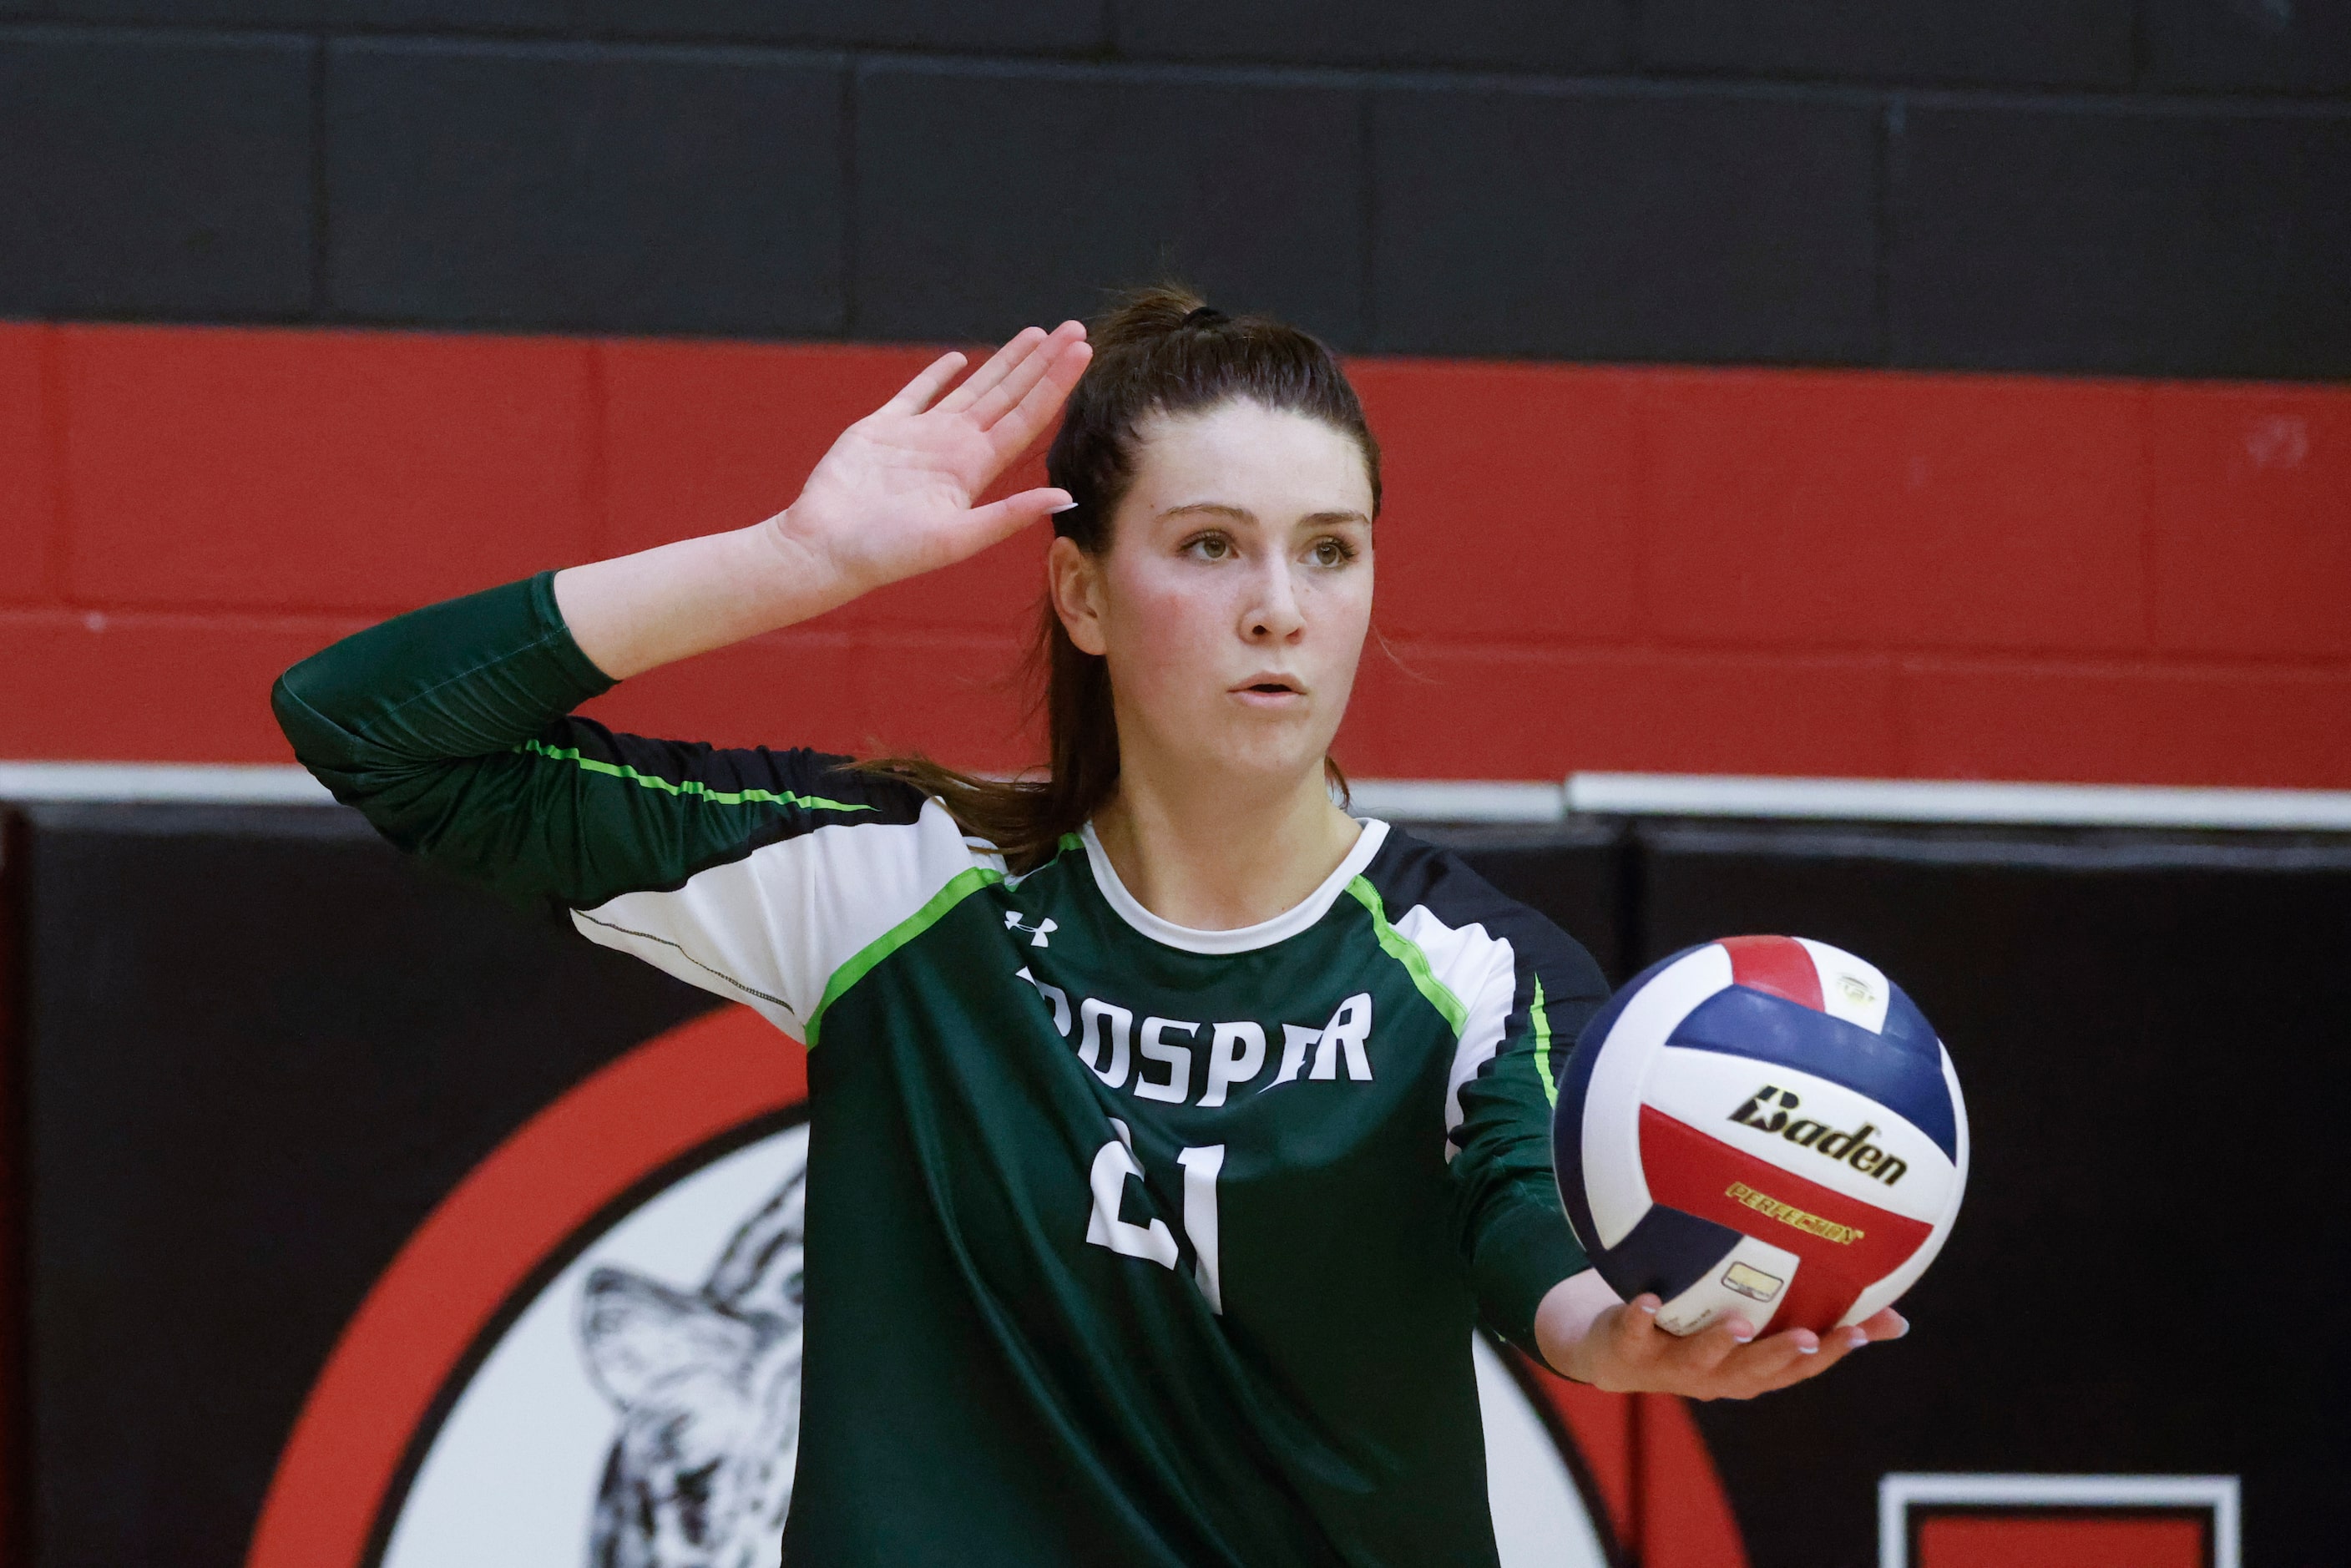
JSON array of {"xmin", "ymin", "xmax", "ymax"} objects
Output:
[{"xmin": 2, "ymin": 0, "xmax": 2346, "ymax": 376}]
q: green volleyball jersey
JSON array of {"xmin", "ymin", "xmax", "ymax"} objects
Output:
[{"xmin": 275, "ymin": 573, "xmax": 1609, "ymax": 1568}]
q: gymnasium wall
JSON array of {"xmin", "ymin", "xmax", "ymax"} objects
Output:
[{"xmin": 4, "ymin": 2, "xmax": 2349, "ymax": 790}]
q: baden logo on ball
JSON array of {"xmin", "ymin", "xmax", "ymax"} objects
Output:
[{"xmin": 1552, "ymin": 935, "xmax": 1969, "ymax": 1338}]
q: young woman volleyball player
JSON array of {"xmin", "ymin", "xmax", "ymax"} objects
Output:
[{"xmin": 277, "ymin": 293, "xmax": 1903, "ymax": 1565}]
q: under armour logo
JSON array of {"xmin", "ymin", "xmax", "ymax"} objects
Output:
[{"xmin": 1004, "ymin": 910, "xmax": 1059, "ymax": 948}]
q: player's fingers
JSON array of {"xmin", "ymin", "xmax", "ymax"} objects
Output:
[
  {"xmin": 935, "ymin": 327, "xmax": 1048, "ymax": 415},
  {"xmin": 958, "ymin": 488, "xmax": 1077, "ymax": 551},
  {"xmin": 972, "ymin": 321, "xmax": 1087, "ymax": 430},
  {"xmin": 1759, "ymin": 1323, "xmax": 1868, "ymax": 1391},
  {"xmin": 1716, "ymin": 1328, "xmax": 1826, "ymax": 1396},
  {"xmin": 988, "ymin": 332, "xmax": 1092, "ymax": 448},
  {"xmin": 1857, "ymin": 1308, "xmax": 1909, "ymax": 1343},
  {"xmin": 1675, "ymin": 1315, "xmax": 1757, "ymax": 1376},
  {"xmin": 1609, "ymin": 1295, "xmax": 1664, "ymax": 1355},
  {"xmin": 880, "ymin": 352, "xmax": 968, "ymax": 416}
]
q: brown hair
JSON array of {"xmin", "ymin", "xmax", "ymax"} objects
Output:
[{"xmin": 862, "ymin": 286, "xmax": 1381, "ymax": 872}]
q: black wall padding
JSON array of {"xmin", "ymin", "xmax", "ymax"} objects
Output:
[
  {"xmin": 0, "ymin": 803, "xmax": 711, "ymax": 1568},
  {"xmin": 3, "ymin": 802, "xmax": 2348, "ymax": 1565},
  {"xmin": 1639, "ymin": 820, "xmax": 2351, "ymax": 1568},
  {"xmin": 1413, "ymin": 819, "xmax": 1631, "ymax": 985}
]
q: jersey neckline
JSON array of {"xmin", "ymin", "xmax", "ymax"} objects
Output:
[{"xmin": 1074, "ymin": 817, "xmax": 1392, "ymax": 955}]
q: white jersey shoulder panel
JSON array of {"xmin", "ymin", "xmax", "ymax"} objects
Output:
[
  {"xmin": 1388, "ymin": 900, "xmax": 1519, "ymax": 1157},
  {"xmin": 571, "ymin": 797, "xmax": 981, "ymax": 1038}
]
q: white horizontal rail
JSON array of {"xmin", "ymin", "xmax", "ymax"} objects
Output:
[
  {"xmin": 3, "ymin": 762, "xmax": 2347, "ymax": 832},
  {"xmin": 0, "ymin": 761, "xmax": 333, "ymax": 805},
  {"xmin": 1343, "ymin": 778, "xmax": 1566, "ymax": 823},
  {"xmin": 1569, "ymin": 772, "xmax": 2351, "ymax": 831}
]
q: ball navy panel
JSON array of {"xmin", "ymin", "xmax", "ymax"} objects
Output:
[
  {"xmin": 1666, "ymin": 985, "xmax": 1959, "ymax": 1159},
  {"xmin": 1549, "ymin": 964, "xmax": 1638, "ymax": 1252},
  {"xmin": 1591, "ymin": 1205, "xmax": 1744, "ymax": 1306},
  {"xmin": 1551, "ymin": 943, "xmax": 1709, "ymax": 1251}
]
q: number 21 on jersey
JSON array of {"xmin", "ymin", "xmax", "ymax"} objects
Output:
[{"xmin": 1086, "ymin": 1120, "xmax": 1226, "ymax": 1313}]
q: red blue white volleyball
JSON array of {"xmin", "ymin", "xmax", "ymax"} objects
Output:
[{"xmin": 1553, "ymin": 936, "xmax": 1968, "ymax": 1336}]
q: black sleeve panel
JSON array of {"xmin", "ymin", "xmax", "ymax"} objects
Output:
[{"xmin": 1363, "ymin": 827, "xmax": 1612, "ymax": 1368}]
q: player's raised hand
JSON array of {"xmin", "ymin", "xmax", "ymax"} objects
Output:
[
  {"xmin": 1552, "ymin": 1291, "xmax": 1909, "ymax": 1400},
  {"xmin": 769, "ymin": 321, "xmax": 1093, "ymax": 598}
]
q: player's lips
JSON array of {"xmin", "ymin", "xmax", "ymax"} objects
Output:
[{"xmin": 1229, "ymin": 674, "xmax": 1307, "ymax": 707}]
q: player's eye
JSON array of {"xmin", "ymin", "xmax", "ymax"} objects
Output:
[
  {"xmin": 1184, "ymin": 533, "xmax": 1234, "ymax": 562},
  {"xmin": 1307, "ymin": 537, "xmax": 1358, "ymax": 568}
]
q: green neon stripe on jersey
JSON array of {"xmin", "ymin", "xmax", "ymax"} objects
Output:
[
  {"xmin": 1531, "ymin": 977, "xmax": 1557, "ymax": 1107},
  {"xmin": 805, "ymin": 866, "xmax": 1004, "ymax": 1048},
  {"xmin": 517, "ymin": 739, "xmax": 872, "ymax": 815},
  {"xmin": 1343, "ymin": 878, "xmax": 1469, "ymax": 1037}
]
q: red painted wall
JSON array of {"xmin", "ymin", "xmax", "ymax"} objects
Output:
[{"xmin": 3, "ymin": 321, "xmax": 2345, "ymax": 786}]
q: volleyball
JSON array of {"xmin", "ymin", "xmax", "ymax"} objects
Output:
[{"xmin": 1553, "ymin": 936, "xmax": 1968, "ymax": 1337}]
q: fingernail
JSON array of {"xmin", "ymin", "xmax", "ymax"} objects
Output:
[
  {"xmin": 1048, "ymin": 500, "xmax": 1079, "ymax": 513},
  {"xmin": 1797, "ymin": 1343, "xmax": 1820, "ymax": 1354},
  {"xmin": 1889, "ymin": 1314, "xmax": 1911, "ymax": 1339},
  {"xmin": 1847, "ymin": 1328, "xmax": 1870, "ymax": 1349},
  {"xmin": 1638, "ymin": 1300, "xmax": 1659, "ymax": 1315},
  {"xmin": 1730, "ymin": 1331, "xmax": 1753, "ymax": 1344}
]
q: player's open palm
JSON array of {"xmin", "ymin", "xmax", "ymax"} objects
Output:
[
  {"xmin": 771, "ymin": 321, "xmax": 1093, "ymax": 598},
  {"xmin": 1563, "ymin": 1292, "xmax": 1909, "ymax": 1401}
]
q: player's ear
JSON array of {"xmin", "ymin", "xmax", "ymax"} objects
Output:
[{"xmin": 1048, "ymin": 534, "xmax": 1110, "ymax": 658}]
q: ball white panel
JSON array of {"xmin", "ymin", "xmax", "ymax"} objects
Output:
[
  {"xmin": 1793, "ymin": 938, "xmax": 1891, "ymax": 1034},
  {"xmin": 1580, "ymin": 944, "xmax": 1733, "ymax": 1249},
  {"xmin": 1654, "ymin": 1232, "xmax": 1804, "ymax": 1338}
]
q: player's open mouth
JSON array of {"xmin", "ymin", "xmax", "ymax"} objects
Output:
[{"xmin": 1232, "ymin": 675, "xmax": 1306, "ymax": 701}]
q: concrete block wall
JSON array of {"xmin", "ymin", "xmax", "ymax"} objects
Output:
[{"xmin": 2, "ymin": 3, "xmax": 2345, "ymax": 374}]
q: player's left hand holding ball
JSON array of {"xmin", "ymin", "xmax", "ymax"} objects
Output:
[{"xmin": 1535, "ymin": 1272, "xmax": 1908, "ymax": 1400}]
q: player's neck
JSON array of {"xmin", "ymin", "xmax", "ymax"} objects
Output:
[{"xmin": 1090, "ymin": 765, "xmax": 1361, "ymax": 933}]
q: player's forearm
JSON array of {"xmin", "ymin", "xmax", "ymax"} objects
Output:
[{"xmin": 553, "ymin": 515, "xmax": 852, "ymax": 681}]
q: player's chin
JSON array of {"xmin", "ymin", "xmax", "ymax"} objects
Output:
[{"xmin": 1206, "ymin": 723, "xmax": 1331, "ymax": 788}]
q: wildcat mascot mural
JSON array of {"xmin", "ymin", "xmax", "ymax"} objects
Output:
[{"xmin": 579, "ymin": 1165, "xmax": 806, "ymax": 1568}]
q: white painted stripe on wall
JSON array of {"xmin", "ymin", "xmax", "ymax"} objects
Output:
[{"xmin": 5, "ymin": 762, "xmax": 2348, "ymax": 832}]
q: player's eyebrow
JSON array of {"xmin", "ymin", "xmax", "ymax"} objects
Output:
[
  {"xmin": 1158, "ymin": 503, "xmax": 1373, "ymax": 527},
  {"xmin": 1158, "ymin": 503, "xmax": 1254, "ymax": 524}
]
